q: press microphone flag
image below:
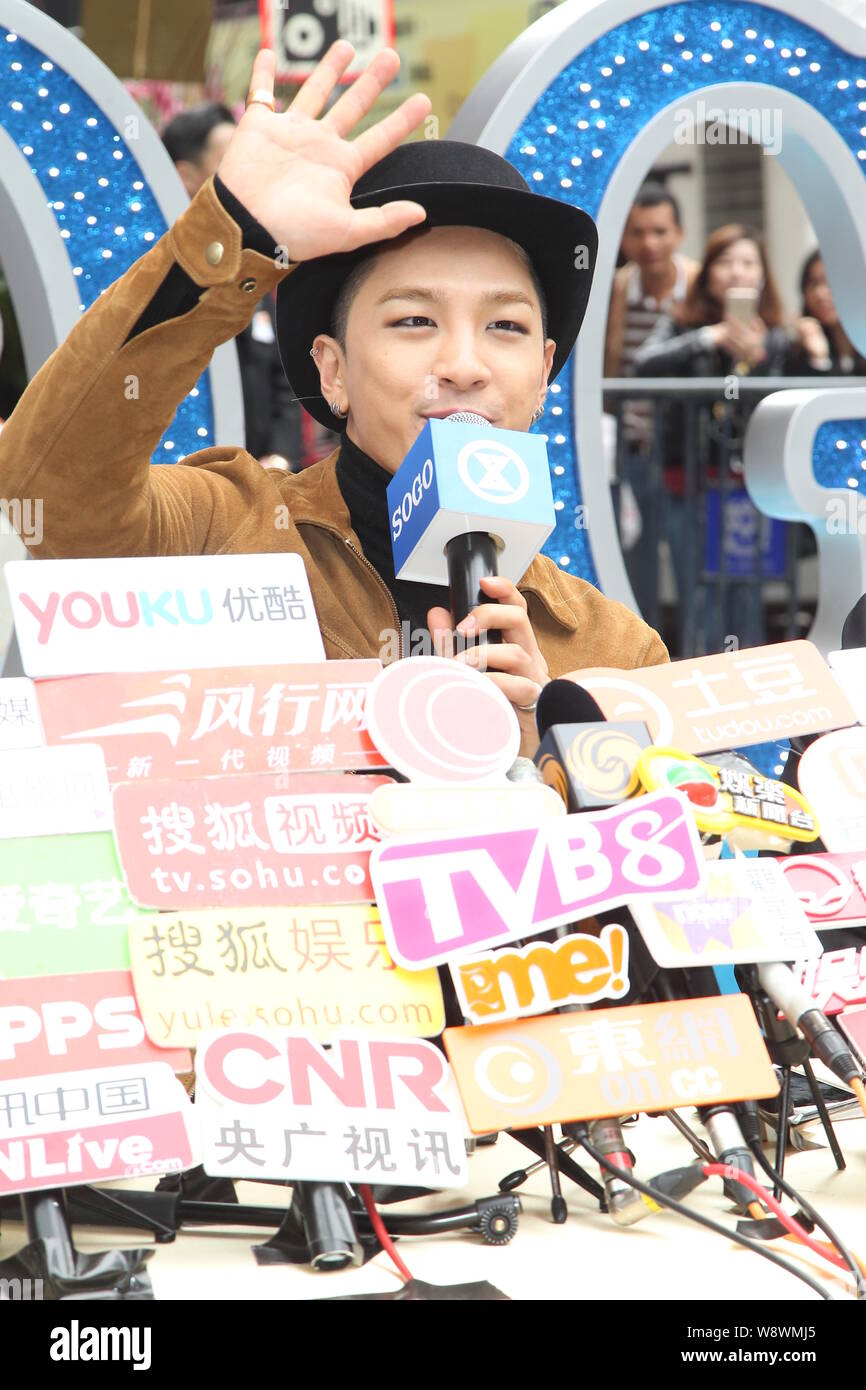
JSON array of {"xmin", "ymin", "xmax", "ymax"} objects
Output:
[
  {"xmin": 387, "ymin": 415, "xmax": 555, "ymax": 625},
  {"xmin": 533, "ymin": 678, "xmax": 650, "ymax": 812}
]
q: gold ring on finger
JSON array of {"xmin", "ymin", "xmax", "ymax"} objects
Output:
[{"xmin": 246, "ymin": 89, "xmax": 275, "ymax": 111}]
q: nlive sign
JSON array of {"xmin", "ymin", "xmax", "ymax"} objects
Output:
[{"xmin": 371, "ymin": 790, "xmax": 706, "ymax": 969}]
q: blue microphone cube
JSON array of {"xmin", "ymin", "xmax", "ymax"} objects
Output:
[{"xmin": 387, "ymin": 418, "xmax": 555, "ymax": 584}]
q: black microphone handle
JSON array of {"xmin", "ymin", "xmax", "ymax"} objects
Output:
[{"xmin": 446, "ymin": 531, "xmax": 502, "ymax": 645}]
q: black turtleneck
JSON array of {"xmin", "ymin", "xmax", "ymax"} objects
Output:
[{"xmin": 335, "ymin": 431, "xmax": 452, "ymax": 636}]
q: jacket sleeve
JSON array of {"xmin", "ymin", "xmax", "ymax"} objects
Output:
[
  {"xmin": 632, "ymin": 316, "xmax": 711, "ymax": 376},
  {"xmin": 0, "ymin": 175, "xmax": 295, "ymax": 560}
]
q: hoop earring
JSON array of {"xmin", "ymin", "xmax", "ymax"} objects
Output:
[
  {"xmin": 531, "ymin": 405, "xmax": 544, "ymax": 424},
  {"xmin": 330, "ymin": 400, "xmax": 347, "ymax": 418}
]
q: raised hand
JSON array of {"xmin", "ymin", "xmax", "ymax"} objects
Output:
[
  {"xmin": 215, "ymin": 43, "xmax": 432, "ymax": 264},
  {"xmin": 795, "ymin": 315, "xmax": 831, "ymax": 363}
]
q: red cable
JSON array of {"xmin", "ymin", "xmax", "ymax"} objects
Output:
[
  {"xmin": 358, "ymin": 1183, "xmax": 414, "ymax": 1284},
  {"xmin": 702, "ymin": 1163, "xmax": 848, "ymax": 1273}
]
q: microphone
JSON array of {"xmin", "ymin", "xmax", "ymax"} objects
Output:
[
  {"xmin": 536, "ymin": 679, "xmax": 605, "ymax": 738},
  {"xmin": 507, "ymin": 738, "xmax": 649, "ymax": 1225},
  {"xmin": 533, "ymin": 679, "xmax": 651, "ymax": 814},
  {"xmin": 749, "ymin": 959, "xmax": 862, "ymax": 1086},
  {"xmin": 637, "ymin": 746, "xmax": 819, "ymax": 853},
  {"xmin": 530, "ymin": 681, "xmax": 657, "ymax": 1223},
  {"xmin": 387, "ymin": 413, "xmax": 555, "ymax": 638}
]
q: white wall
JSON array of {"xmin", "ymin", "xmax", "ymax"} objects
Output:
[{"xmin": 653, "ymin": 138, "xmax": 706, "ymax": 261}]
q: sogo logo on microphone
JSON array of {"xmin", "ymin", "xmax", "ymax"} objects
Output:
[
  {"xmin": 387, "ymin": 419, "xmax": 554, "ymax": 584},
  {"xmin": 391, "ymin": 456, "xmax": 435, "ymax": 541},
  {"xmin": 457, "ymin": 439, "xmax": 530, "ymax": 505}
]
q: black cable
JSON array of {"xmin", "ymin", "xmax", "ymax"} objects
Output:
[
  {"xmin": 358, "ymin": 1205, "xmax": 482, "ymax": 1237},
  {"xmin": 571, "ymin": 1127, "xmax": 833, "ymax": 1301},
  {"xmin": 744, "ymin": 1134, "xmax": 866, "ymax": 1299}
]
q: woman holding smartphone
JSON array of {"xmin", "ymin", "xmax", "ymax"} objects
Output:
[
  {"xmin": 632, "ymin": 224, "xmax": 790, "ymax": 656},
  {"xmin": 790, "ymin": 249, "xmax": 866, "ymax": 375}
]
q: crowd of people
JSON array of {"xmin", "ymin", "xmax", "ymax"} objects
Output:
[{"xmin": 605, "ymin": 182, "xmax": 863, "ymax": 656}]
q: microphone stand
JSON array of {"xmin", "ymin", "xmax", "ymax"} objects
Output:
[
  {"xmin": 733, "ymin": 964, "xmax": 847, "ymax": 1194},
  {"xmin": 0, "ymin": 1188, "xmax": 154, "ymax": 1300},
  {"xmin": 0, "ymin": 1179, "xmax": 522, "ymax": 1269}
]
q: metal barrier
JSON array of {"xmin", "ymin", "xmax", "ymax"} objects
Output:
[{"xmin": 602, "ymin": 376, "xmax": 865, "ymax": 658}]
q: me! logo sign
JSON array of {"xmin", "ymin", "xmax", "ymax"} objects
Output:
[
  {"xmin": 370, "ymin": 790, "xmax": 705, "ymax": 969},
  {"xmin": 452, "ymin": 923, "xmax": 630, "ymax": 1026}
]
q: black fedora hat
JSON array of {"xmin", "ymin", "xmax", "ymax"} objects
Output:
[{"xmin": 275, "ymin": 138, "xmax": 597, "ymax": 432}]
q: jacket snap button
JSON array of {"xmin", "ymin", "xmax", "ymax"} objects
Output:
[
  {"xmin": 239, "ymin": 278, "xmax": 258, "ymax": 293},
  {"xmin": 205, "ymin": 240, "xmax": 224, "ymax": 266}
]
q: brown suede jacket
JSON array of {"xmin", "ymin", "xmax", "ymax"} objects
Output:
[{"xmin": 0, "ymin": 174, "xmax": 668, "ymax": 679}]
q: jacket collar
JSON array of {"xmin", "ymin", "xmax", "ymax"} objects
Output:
[{"xmin": 281, "ymin": 450, "xmax": 581, "ymax": 632}]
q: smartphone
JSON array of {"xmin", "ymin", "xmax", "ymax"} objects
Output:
[{"xmin": 724, "ymin": 286, "xmax": 760, "ymax": 322}]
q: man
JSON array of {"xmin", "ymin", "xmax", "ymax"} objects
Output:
[
  {"xmin": 605, "ymin": 183, "xmax": 699, "ymax": 394},
  {"xmin": 604, "ymin": 184, "xmax": 699, "ymax": 611},
  {"xmin": 162, "ymin": 101, "xmax": 304, "ymax": 472},
  {"xmin": 0, "ymin": 43, "xmax": 666, "ymax": 757}
]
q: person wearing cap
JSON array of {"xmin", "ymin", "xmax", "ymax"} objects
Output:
[{"xmin": 0, "ymin": 43, "xmax": 666, "ymax": 755}]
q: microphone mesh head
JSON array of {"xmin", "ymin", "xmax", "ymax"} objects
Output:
[
  {"xmin": 536, "ymin": 679, "xmax": 606, "ymax": 738},
  {"xmin": 441, "ymin": 411, "xmax": 492, "ymax": 428},
  {"xmin": 506, "ymin": 756, "xmax": 545, "ymax": 785}
]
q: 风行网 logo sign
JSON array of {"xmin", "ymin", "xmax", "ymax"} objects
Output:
[{"xmin": 34, "ymin": 660, "xmax": 386, "ymax": 784}]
